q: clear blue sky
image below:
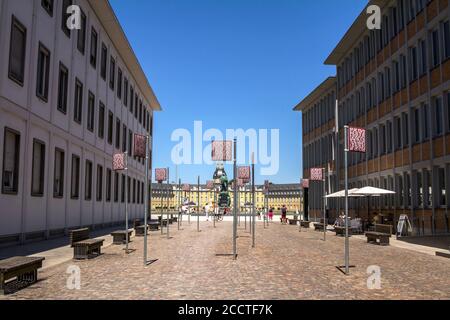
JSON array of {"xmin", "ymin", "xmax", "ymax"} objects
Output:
[{"xmin": 109, "ymin": 0, "xmax": 367, "ymax": 185}]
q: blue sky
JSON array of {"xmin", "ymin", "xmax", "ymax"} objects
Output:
[{"xmin": 109, "ymin": 0, "xmax": 367, "ymax": 185}]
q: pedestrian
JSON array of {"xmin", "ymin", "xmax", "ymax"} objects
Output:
[
  {"xmin": 281, "ymin": 205, "xmax": 287, "ymax": 224},
  {"xmin": 268, "ymin": 208, "xmax": 274, "ymax": 221}
]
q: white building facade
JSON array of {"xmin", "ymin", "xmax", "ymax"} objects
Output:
[{"xmin": 0, "ymin": 0, "xmax": 161, "ymax": 245}]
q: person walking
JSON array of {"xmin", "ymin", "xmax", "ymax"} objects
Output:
[
  {"xmin": 281, "ymin": 205, "xmax": 287, "ymax": 225},
  {"xmin": 268, "ymin": 208, "xmax": 274, "ymax": 221}
]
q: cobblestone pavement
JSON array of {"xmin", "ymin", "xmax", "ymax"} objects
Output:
[{"xmin": 1, "ymin": 220, "xmax": 450, "ymax": 300}]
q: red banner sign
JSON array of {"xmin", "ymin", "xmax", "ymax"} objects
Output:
[
  {"xmin": 113, "ymin": 153, "xmax": 126, "ymax": 171},
  {"xmin": 238, "ymin": 166, "xmax": 251, "ymax": 181},
  {"xmin": 348, "ymin": 126, "xmax": 366, "ymax": 153},
  {"xmin": 211, "ymin": 140, "xmax": 233, "ymax": 161},
  {"xmin": 133, "ymin": 134, "xmax": 147, "ymax": 158},
  {"xmin": 155, "ymin": 168, "xmax": 167, "ymax": 182},
  {"xmin": 310, "ymin": 168, "xmax": 324, "ymax": 181}
]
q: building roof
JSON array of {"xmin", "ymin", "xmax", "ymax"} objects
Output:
[
  {"xmin": 293, "ymin": 77, "xmax": 336, "ymax": 112},
  {"xmin": 324, "ymin": 0, "xmax": 389, "ymax": 66},
  {"xmin": 89, "ymin": 0, "xmax": 162, "ymax": 111}
]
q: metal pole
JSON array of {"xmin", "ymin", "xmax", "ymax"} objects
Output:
[
  {"xmin": 344, "ymin": 126, "xmax": 350, "ymax": 275},
  {"xmin": 252, "ymin": 154, "xmax": 256, "ymax": 248},
  {"xmin": 144, "ymin": 136, "xmax": 149, "ymax": 265},
  {"xmin": 323, "ymin": 168, "xmax": 326, "ymax": 241},
  {"xmin": 188, "ymin": 190, "xmax": 191, "ymax": 225},
  {"xmin": 197, "ymin": 176, "xmax": 200, "ymax": 232},
  {"xmin": 167, "ymin": 168, "xmax": 170, "ymax": 239},
  {"xmin": 214, "ymin": 187, "xmax": 217, "ymax": 228},
  {"xmin": 233, "ymin": 139, "xmax": 237, "ymax": 259},
  {"xmin": 178, "ymin": 179, "xmax": 181, "ymax": 230},
  {"xmin": 245, "ymin": 184, "xmax": 247, "ymax": 231},
  {"xmin": 160, "ymin": 182, "xmax": 163, "ymax": 235},
  {"xmin": 125, "ymin": 152, "xmax": 129, "ymax": 253}
]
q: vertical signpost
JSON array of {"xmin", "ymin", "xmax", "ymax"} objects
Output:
[
  {"xmin": 211, "ymin": 139, "xmax": 234, "ymax": 259},
  {"xmin": 197, "ymin": 176, "xmax": 200, "ymax": 232},
  {"xmin": 113, "ymin": 152, "xmax": 130, "ymax": 253},
  {"xmin": 155, "ymin": 168, "xmax": 167, "ymax": 236},
  {"xmin": 251, "ymin": 153, "xmax": 256, "ymax": 248},
  {"xmin": 133, "ymin": 133, "xmax": 151, "ymax": 265},
  {"xmin": 178, "ymin": 179, "xmax": 181, "ymax": 230},
  {"xmin": 343, "ymin": 126, "xmax": 367, "ymax": 275},
  {"xmin": 300, "ymin": 179, "xmax": 309, "ymax": 232},
  {"xmin": 166, "ymin": 168, "xmax": 170, "ymax": 239},
  {"xmin": 310, "ymin": 168, "xmax": 326, "ymax": 241}
]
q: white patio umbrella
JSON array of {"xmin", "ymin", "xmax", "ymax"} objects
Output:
[
  {"xmin": 324, "ymin": 188, "xmax": 363, "ymax": 198},
  {"xmin": 352, "ymin": 186, "xmax": 395, "ymax": 196}
]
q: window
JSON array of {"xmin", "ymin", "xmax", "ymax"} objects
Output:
[
  {"xmin": 438, "ymin": 167, "xmax": 446, "ymax": 206},
  {"xmin": 139, "ymin": 101, "xmax": 143, "ymax": 124},
  {"xmin": 127, "ymin": 177, "xmax": 131, "ymax": 204},
  {"xmin": 386, "ymin": 120, "xmax": 392, "ymax": 153},
  {"xmin": 85, "ymin": 160, "xmax": 92, "ymax": 200},
  {"xmin": 130, "ymin": 87, "xmax": 134, "ymax": 113},
  {"xmin": 87, "ymin": 92, "xmax": 95, "ymax": 132},
  {"xmin": 448, "ymin": 92, "xmax": 450, "ymax": 131},
  {"xmin": 90, "ymin": 28, "xmax": 98, "ymax": 68},
  {"xmin": 109, "ymin": 57, "xmax": 115, "ymax": 90},
  {"xmin": 74, "ymin": 79, "xmax": 83, "ymax": 124},
  {"xmin": 395, "ymin": 116, "xmax": 402, "ymax": 149},
  {"xmin": 31, "ymin": 139, "xmax": 45, "ymax": 196},
  {"xmin": 128, "ymin": 129, "xmax": 132, "ymax": 155},
  {"xmin": 408, "ymin": 46, "xmax": 418, "ymax": 82},
  {"xmin": 114, "ymin": 172, "xmax": 119, "ymax": 202},
  {"xmin": 124, "ymin": 78, "xmax": 128, "ymax": 106},
  {"xmin": 77, "ymin": 9, "xmax": 86, "ymax": 54},
  {"xmin": 425, "ymin": 169, "xmax": 432, "ymax": 208},
  {"xmin": 41, "ymin": 0, "xmax": 54, "ymax": 16},
  {"xmin": 96, "ymin": 165, "xmax": 103, "ymax": 201},
  {"xmin": 117, "ymin": 68, "xmax": 122, "ymax": 99},
  {"xmin": 106, "ymin": 168, "xmax": 112, "ymax": 202},
  {"xmin": 61, "ymin": 0, "xmax": 72, "ymax": 37},
  {"xmin": 414, "ymin": 108, "xmax": 421, "ymax": 143},
  {"xmin": 434, "ymin": 97, "xmax": 443, "ymax": 137},
  {"xmin": 71, "ymin": 155, "xmax": 80, "ymax": 199},
  {"xmin": 419, "ymin": 39, "xmax": 427, "ymax": 76},
  {"xmin": 133, "ymin": 179, "xmax": 136, "ymax": 203},
  {"xmin": 100, "ymin": 44, "xmax": 107, "ymax": 80},
  {"xmin": 107, "ymin": 111, "xmax": 113, "ymax": 145},
  {"xmin": 9, "ymin": 16, "xmax": 27, "ymax": 85},
  {"xmin": 2, "ymin": 128, "xmax": 20, "ymax": 194},
  {"xmin": 444, "ymin": 21, "xmax": 450, "ymax": 60},
  {"xmin": 122, "ymin": 125, "xmax": 127, "ymax": 152},
  {"xmin": 57, "ymin": 62, "xmax": 69, "ymax": 113},
  {"xmin": 53, "ymin": 148, "xmax": 64, "ymax": 198},
  {"xmin": 121, "ymin": 174, "xmax": 125, "ymax": 202},
  {"xmin": 402, "ymin": 112, "xmax": 409, "ymax": 146},
  {"xmin": 115, "ymin": 118, "xmax": 121, "ymax": 149},
  {"xmin": 422, "ymin": 104, "xmax": 429, "ymax": 140},
  {"xmin": 400, "ymin": 54, "xmax": 407, "ymax": 88},
  {"xmin": 431, "ymin": 29, "xmax": 441, "ymax": 68},
  {"xmin": 98, "ymin": 102, "xmax": 105, "ymax": 139},
  {"xmin": 36, "ymin": 43, "xmax": 51, "ymax": 101}
]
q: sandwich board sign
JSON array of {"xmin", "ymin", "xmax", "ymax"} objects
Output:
[{"xmin": 396, "ymin": 214, "xmax": 412, "ymax": 237}]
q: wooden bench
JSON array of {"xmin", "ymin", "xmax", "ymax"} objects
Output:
[
  {"xmin": 288, "ymin": 219, "xmax": 299, "ymax": 225},
  {"xmin": 135, "ymin": 225, "xmax": 148, "ymax": 236},
  {"xmin": 133, "ymin": 219, "xmax": 142, "ymax": 229},
  {"xmin": 365, "ymin": 224, "xmax": 392, "ymax": 246},
  {"xmin": 334, "ymin": 226, "xmax": 352, "ymax": 237},
  {"xmin": 300, "ymin": 221, "xmax": 311, "ymax": 228},
  {"xmin": 70, "ymin": 228, "xmax": 104, "ymax": 260},
  {"xmin": 148, "ymin": 220, "xmax": 160, "ymax": 231},
  {"xmin": 314, "ymin": 223, "xmax": 325, "ymax": 231},
  {"xmin": 0, "ymin": 256, "xmax": 45, "ymax": 295},
  {"xmin": 111, "ymin": 230, "xmax": 133, "ymax": 245}
]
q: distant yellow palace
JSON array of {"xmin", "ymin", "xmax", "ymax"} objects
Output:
[{"xmin": 150, "ymin": 183, "xmax": 303, "ymax": 213}]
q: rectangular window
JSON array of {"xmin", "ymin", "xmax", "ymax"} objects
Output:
[
  {"xmin": 87, "ymin": 91, "xmax": 95, "ymax": 132},
  {"xmin": 90, "ymin": 27, "xmax": 98, "ymax": 68},
  {"xmin": 85, "ymin": 160, "xmax": 92, "ymax": 200},
  {"xmin": 416, "ymin": 171, "xmax": 423, "ymax": 208},
  {"xmin": 107, "ymin": 111, "xmax": 113, "ymax": 145},
  {"xmin": 139, "ymin": 101, "xmax": 143, "ymax": 124},
  {"xmin": 444, "ymin": 21, "xmax": 450, "ymax": 60},
  {"xmin": 133, "ymin": 179, "xmax": 136, "ymax": 203},
  {"xmin": 117, "ymin": 68, "xmax": 122, "ymax": 99},
  {"xmin": 2, "ymin": 128, "xmax": 20, "ymax": 194},
  {"xmin": 414, "ymin": 108, "xmax": 421, "ymax": 143},
  {"xmin": 122, "ymin": 125, "xmax": 127, "ymax": 152},
  {"xmin": 127, "ymin": 177, "xmax": 131, "ymax": 204},
  {"xmin": 431, "ymin": 29, "xmax": 441, "ymax": 68},
  {"xmin": 422, "ymin": 104, "xmax": 429, "ymax": 140},
  {"xmin": 41, "ymin": 0, "xmax": 54, "ymax": 16},
  {"xmin": 61, "ymin": 0, "xmax": 72, "ymax": 37},
  {"xmin": 71, "ymin": 155, "xmax": 80, "ymax": 199},
  {"xmin": 386, "ymin": 120, "xmax": 392, "ymax": 153},
  {"xmin": 419, "ymin": 39, "xmax": 427, "ymax": 76},
  {"xmin": 128, "ymin": 129, "xmax": 132, "ymax": 155},
  {"xmin": 31, "ymin": 139, "xmax": 45, "ymax": 196},
  {"xmin": 53, "ymin": 148, "xmax": 64, "ymax": 198},
  {"xmin": 77, "ymin": 9, "xmax": 86, "ymax": 54},
  {"xmin": 96, "ymin": 165, "xmax": 103, "ymax": 201},
  {"xmin": 115, "ymin": 118, "xmax": 121, "ymax": 149},
  {"xmin": 106, "ymin": 168, "xmax": 112, "ymax": 202},
  {"xmin": 438, "ymin": 167, "xmax": 446, "ymax": 206},
  {"xmin": 109, "ymin": 57, "xmax": 115, "ymax": 90},
  {"xmin": 36, "ymin": 43, "xmax": 51, "ymax": 101},
  {"xmin": 409, "ymin": 46, "xmax": 418, "ymax": 82},
  {"xmin": 402, "ymin": 112, "xmax": 409, "ymax": 146},
  {"xmin": 395, "ymin": 116, "xmax": 402, "ymax": 149},
  {"xmin": 124, "ymin": 78, "xmax": 128, "ymax": 107},
  {"xmin": 135, "ymin": 95, "xmax": 139, "ymax": 118},
  {"xmin": 100, "ymin": 44, "xmax": 107, "ymax": 80},
  {"xmin": 114, "ymin": 172, "xmax": 119, "ymax": 202},
  {"xmin": 121, "ymin": 174, "xmax": 125, "ymax": 203},
  {"xmin": 9, "ymin": 16, "xmax": 27, "ymax": 85},
  {"xmin": 74, "ymin": 79, "xmax": 83, "ymax": 124},
  {"xmin": 57, "ymin": 62, "xmax": 69, "ymax": 113},
  {"xmin": 98, "ymin": 102, "xmax": 105, "ymax": 139},
  {"xmin": 130, "ymin": 87, "xmax": 134, "ymax": 113},
  {"xmin": 434, "ymin": 97, "xmax": 443, "ymax": 136},
  {"xmin": 425, "ymin": 169, "xmax": 432, "ymax": 208}
]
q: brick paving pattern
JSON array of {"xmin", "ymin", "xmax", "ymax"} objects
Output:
[{"xmin": 1, "ymin": 221, "xmax": 450, "ymax": 300}]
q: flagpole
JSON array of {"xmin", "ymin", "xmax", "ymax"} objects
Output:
[
  {"xmin": 125, "ymin": 152, "xmax": 129, "ymax": 253},
  {"xmin": 344, "ymin": 125, "xmax": 350, "ymax": 275},
  {"xmin": 144, "ymin": 136, "xmax": 149, "ymax": 265}
]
